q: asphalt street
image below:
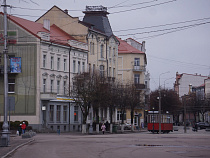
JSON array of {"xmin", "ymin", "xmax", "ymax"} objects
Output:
[{"xmin": 1, "ymin": 126, "xmax": 209, "ymax": 158}]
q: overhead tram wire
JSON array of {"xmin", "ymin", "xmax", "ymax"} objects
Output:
[
  {"xmin": 117, "ymin": 21, "xmax": 210, "ymax": 37},
  {"xmin": 113, "ymin": 17, "xmax": 210, "ymax": 33},
  {"xmin": 111, "ymin": 0, "xmax": 177, "ymax": 14},
  {"xmin": 133, "ymin": 21, "xmax": 210, "ymax": 40},
  {"xmin": 108, "ymin": 0, "xmax": 158, "ymax": 9}
]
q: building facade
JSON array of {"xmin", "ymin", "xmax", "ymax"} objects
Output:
[
  {"xmin": 0, "ymin": 13, "xmax": 88, "ymax": 132},
  {"xmin": 117, "ymin": 37, "xmax": 147, "ymax": 127},
  {"xmin": 36, "ymin": 6, "xmax": 119, "ymax": 125}
]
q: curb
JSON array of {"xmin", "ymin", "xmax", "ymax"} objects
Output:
[{"xmin": 1, "ymin": 139, "xmax": 35, "ymax": 158}]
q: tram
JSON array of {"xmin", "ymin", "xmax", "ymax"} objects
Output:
[{"xmin": 147, "ymin": 111, "xmax": 173, "ymax": 133}]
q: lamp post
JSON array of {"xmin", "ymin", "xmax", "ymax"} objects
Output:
[
  {"xmin": 152, "ymin": 107, "xmax": 155, "ymax": 134},
  {"xmin": 1, "ymin": 0, "xmax": 10, "ymax": 146},
  {"xmin": 158, "ymin": 71, "xmax": 170, "ymax": 134},
  {"xmin": 164, "ymin": 77, "xmax": 174, "ymax": 89}
]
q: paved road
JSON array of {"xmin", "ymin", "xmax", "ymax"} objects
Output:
[{"xmin": 5, "ymin": 127, "xmax": 210, "ymax": 158}]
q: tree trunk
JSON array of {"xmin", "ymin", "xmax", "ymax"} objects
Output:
[{"xmin": 82, "ymin": 124, "xmax": 87, "ymax": 134}]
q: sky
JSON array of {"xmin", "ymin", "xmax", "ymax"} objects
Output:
[{"xmin": 1, "ymin": 0, "xmax": 210, "ymax": 91}]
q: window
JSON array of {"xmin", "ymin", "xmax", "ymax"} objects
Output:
[
  {"xmin": 113, "ymin": 68, "xmax": 115, "ymax": 78},
  {"xmin": 134, "ymin": 58, "xmax": 140, "ymax": 66},
  {"xmin": 43, "ymin": 55, "xmax": 46, "ymax": 68},
  {"xmin": 90, "ymin": 42, "xmax": 94, "ymax": 55},
  {"xmin": 43, "ymin": 79, "xmax": 46, "ymax": 92},
  {"xmin": 56, "ymin": 105, "xmax": 61, "ymax": 122},
  {"xmin": 100, "ymin": 44, "xmax": 104, "ymax": 58},
  {"xmin": 57, "ymin": 80, "xmax": 60, "ymax": 94},
  {"xmin": 78, "ymin": 61, "xmax": 80, "ymax": 73},
  {"xmin": 113, "ymin": 48, "xmax": 115, "ymax": 57},
  {"xmin": 74, "ymin": 106, "xmax": 79, "ymax": 122},
  {"xmin": 117, "ymin": 111, "xmax": 126, "ymax": 121},
  {"xmin": 100, "ymin": 65, "xmax": 104, "ymax": 77},
  {"xmin": 64, "ymin": 59, "xmax": 67, "ymax": 71},
  {"xmin": 82, "ymin": 62, "xmax": 85, "ymax": 72},
  {"xmin": 51, "ymin": 56, "xmax": 54, "ymax": 69},
  {"xmin": 63, "ymin": 106, "xmax": 67, "ymax": 122},
  {"xmin": 49, "ymin": 105, "xmax": 54, "ymax": 122},
  {"xmin": 145, "ymin": 81, "xmax": 148, "ymax": 89},
  {"xmin": 134, "ymin": 74, "xmax": 140, "ymax": 84},
  {"xmin": 73, "ymin": 60, "xmax": 76, "ymax": 73},
  {"xmin": 50, "ymin": 80, "xmax": 53, "ymax": 93},
  {"xmin": 109, "ymin": 47, "xmax": 111, "ymax": 58},
  {"xmin": 8, "ymin": 79, "xmax": 15, "ymax": 93},
  {"xmin": 93, "ymin": 64, "xmax": 95, "ymax": 74},
  {"xmin": 57, "ymin": 58, "xmax": 60, "ymax": 70},
  {"xmin": 63, "ymin": 81, "xmax": 66, "ymax": 95}
]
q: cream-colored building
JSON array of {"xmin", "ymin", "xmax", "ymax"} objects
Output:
[
  {"xmin": 36, "ymin": 6, "xmax": 119, "ymax": 81},
  {"xmin": 36, "ymin": 6, "xmax": 119, "ymax": 126},
  {"xmin": 117, "ymin": 37, "xmax": 147, "ymax": 127}
]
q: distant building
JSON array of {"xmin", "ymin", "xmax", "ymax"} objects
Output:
[{"xmin": 174, "ymin": 72, "xmax": 208, "ymax": 98}]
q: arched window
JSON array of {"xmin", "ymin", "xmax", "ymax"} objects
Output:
[{"xmin": 100, "ymin": 65, "xmax": 104, "ymax": 77}]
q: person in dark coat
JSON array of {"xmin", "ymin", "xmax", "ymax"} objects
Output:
[{"xmin": 18, "ymin": 124, "xmax": 22, "ymax": 136}]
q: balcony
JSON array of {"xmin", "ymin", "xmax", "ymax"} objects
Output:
[
  {"xmin": 133, "ymin": 65, "xmax": 146, "ymax": 72},
  {"xmin": 134, "ymin": 84, "xmax": 145, "ymax": 90}
]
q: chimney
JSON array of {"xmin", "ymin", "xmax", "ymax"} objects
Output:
[
  {"xmin": 141, "ymin": 41, "xmax": 146, "ymax": 53},
  {"xmin": 64, "ymin": 9, "xmax": 68, "ymax": 14},
  {"xmin": 189, "ymin": 84, "xmax": 192, "ymax": 94},
  {"xmin": 43, "ymin": 19, "xmax": 50, "ymax": 31}
]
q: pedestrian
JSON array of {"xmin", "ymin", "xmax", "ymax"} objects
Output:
[
  {"xmin": 194, "ymin": 123, "xmax": 198, "ymax": 132},
  {"xmin": 18, "ymin": 124, "xmax": 22, "ymax": 136},
  {"xmin": 21, "ymin": 122, "xmax": 26, "ymax": 134},
  {"xmin": 101, "ymin": 123, "xmax": 106, "ymax": 134}
]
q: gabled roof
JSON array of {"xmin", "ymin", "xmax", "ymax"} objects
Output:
[
  {"xmin": 35, "ymin": 5, "xmax": 78, "ymax": 22},
  {"xmin": 117, "ymin": 37, "xmax": 144, "ymax": 54},
  {"xmin": 1, "ymin": 13, "xmax": 77, "ymax": 46}
]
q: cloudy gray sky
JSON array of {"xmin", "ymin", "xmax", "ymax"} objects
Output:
[{"xmin": 2, "ymin": 0, "xmax": 210, "ymax": 90}]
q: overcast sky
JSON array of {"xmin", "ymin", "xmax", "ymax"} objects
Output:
[{"xmin": 2, "ymin": 0, "xmax": 210, "ymax": 91}]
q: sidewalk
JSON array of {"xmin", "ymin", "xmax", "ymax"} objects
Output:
[{"xmin": 0, "ymin": 134, "xmax": 34, "ymax": 158}]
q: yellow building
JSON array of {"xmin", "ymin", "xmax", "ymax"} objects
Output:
[{"xmin": 117, "ymin": 37, "xmax": 147, "ymax": 127}]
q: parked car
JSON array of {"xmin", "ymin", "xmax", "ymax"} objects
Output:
[
  {"xmin": 117, "ymin": 123, "xmax": 132, "ymax": 130},
  {"xmin": 196, "ymin": 122, "xmax": 210, "ymax": 129}
]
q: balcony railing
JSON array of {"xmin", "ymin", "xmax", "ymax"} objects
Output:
[{"xmin": 133, "ymin": 65, "xmax": 146, "ymax": 72}]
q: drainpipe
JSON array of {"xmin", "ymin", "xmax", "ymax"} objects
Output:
[
  {"xmin": 106, "ymin": 37, "xmax": 108, "ymax": 77},
  {"xmin": 68, "ymin": 46, "xmax": 72, "ymax": 132}
]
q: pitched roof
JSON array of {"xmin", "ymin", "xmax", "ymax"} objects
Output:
[
  {"xmin": 3, "ymin": 13, "xmax": 76, "ymax": 46},
  {"xmin": 117, "ymin": 37, "xmax": 144, "ymax": 54}
]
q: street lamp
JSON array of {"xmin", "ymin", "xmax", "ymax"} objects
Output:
[
  {"xmin": 152, "ymin": 107, "xmax": 155, "ymax": 134},
  {"xmin": 164, "ymin": 77, "xmax": 174, "ymax": 89},
  {"xmin": 159, "ymin": 71, "xmax": 170, "ymax": 134}
]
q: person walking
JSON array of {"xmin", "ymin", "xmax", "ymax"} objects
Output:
[
  {"xmin": 18, "ymin": 124, "xmax": 22, "ymax": 136},
  {"xmin": 101, "ymin": 123, "xmax": 106, "ymax": 134},
  {"xmin": 21, "ymin": 122, "xmax": 26, "ymax": 134}
]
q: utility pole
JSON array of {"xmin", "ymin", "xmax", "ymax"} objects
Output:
[
  {"xmin": 1, "ymin": 0, "xmax": 10, "ymax": 146},
  {"xmin": 184, "ymin": 95, "xmax": 187, "ymax": 133},
  {"xmin": 158, "ymin": 71, "xmax": 169, "ymax": 134}
]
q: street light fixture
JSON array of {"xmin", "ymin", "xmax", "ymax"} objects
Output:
[
  {"xmin": 158, "ymin": 71, "xmax": 170, "ymax": 134},
  {"xmin": 164, "ymin": 77, "xmax": 174, "ymax": 89}
]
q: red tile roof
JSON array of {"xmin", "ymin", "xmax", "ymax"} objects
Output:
[
  {"xmin": 117, "ymin": 37, "xmax": 144, "ymax": 54},
  {"xmin": 3, "ymin": 13, "xmax": 76, "ymax": 46}
]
